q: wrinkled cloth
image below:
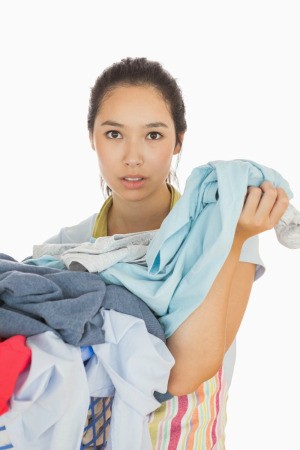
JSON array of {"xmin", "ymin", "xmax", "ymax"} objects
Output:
[
  {"xmin": 21, "ymin": 160, "xmax": 298, "ymax": 338},
  {"xmin": 274, "ymin": 203, "xmax": 300, "ymax": 249},
  {"xmin": 0, "ymin": 254, "xmax": 166, "ymax": 344},
  {"xmin": 0, "ymin": 312, "xmax": 174, "ymax": 450},
  {"xmin": 0, "ymin": 331, "xmax": 90, "ymax": 450},
  {"xmin": 0, "ymin": 336, "xmax": 31, "ymax": 416},
  {"xmin": 96, "ymin": 159, "xmax": 296, "ymax": 337},
  {"xmin": 86, "ymin": 309, "xmax": 174, "ymax": 450},
  {"xmin": 32, "ymin": 242, "xmax": 81, "ymax": 258},
  {"xmin": 33, "ymin": 230, "xmax": 157, "ymax": 272}
]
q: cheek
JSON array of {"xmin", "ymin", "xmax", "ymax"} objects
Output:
[
  {"xmin": 98, "ymin": 155, "xmax": 114, "ymax": 172},
  {"xmin": 94, "ymin": 141, "xmax": 117, "ymax": 167},
  {"xmin": 95, "ymin": 150, "xmax": 113, "ymax": 177},
  {"xmin": 151, "ymin": 146, "xmax": 175, "ymax": 167}
]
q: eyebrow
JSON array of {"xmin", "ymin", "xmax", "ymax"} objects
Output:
[
  {"xmin": 145, "ymin": 122, "xmax": 169, "ymax": 129},
  {"xmin": 100, "ymin": 120, "xmax": 169, "ymax": 128}
]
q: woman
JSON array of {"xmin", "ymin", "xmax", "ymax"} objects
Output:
[{"xmin": 45, "ymin": 57, "xmax": 288, "ymax": 449}]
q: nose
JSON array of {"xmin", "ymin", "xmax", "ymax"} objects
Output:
[{"xmin": 122, "ymin": 140, "xmax": 143, "ymax": 167}]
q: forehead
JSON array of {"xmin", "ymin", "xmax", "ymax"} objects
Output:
[{"xmin": 99, "ymin": 84, "xmax": 172, "ymax": 120}]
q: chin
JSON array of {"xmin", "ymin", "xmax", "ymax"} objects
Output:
[{"xmin": 115, "ymin": 188, "xmax": 150, "ymax": 202}]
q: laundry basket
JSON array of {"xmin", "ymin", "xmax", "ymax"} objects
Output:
[{"xmin": 80, "ymin": 396, "xmax": 113, "ymax": 449}]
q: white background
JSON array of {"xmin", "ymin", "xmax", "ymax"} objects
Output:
[{"xmin": 0, "ymin": 1, "xmax": 299, "ymax": 448}]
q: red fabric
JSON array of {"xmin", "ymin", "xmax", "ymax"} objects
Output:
[
  {"xmin": 168, "ymin": 394, "xmax": 189, "ymax": 449},
  {"xmin": 0, "ymin": 335, "xmax": 32, "ymax": 415}
]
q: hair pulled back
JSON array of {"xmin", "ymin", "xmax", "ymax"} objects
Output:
[
  {"xmin": 88, "ymin": 57, "xmax": 186, "ymax": 142},
  {"xmin": 88, "ymin": 57, "xmax": 187, "ymax": 196}
]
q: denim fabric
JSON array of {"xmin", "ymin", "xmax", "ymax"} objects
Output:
[{"xmin": 0, "ymin": 254, "xmax": 166, "ymax": 344}]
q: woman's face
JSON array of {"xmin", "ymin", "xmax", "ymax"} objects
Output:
[{"xmin": 90, "ymin": 84, "xmax": 183, "ymax": 202}]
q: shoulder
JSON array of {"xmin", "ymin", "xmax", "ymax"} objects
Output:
[{"xmin": 43, "ymin": 213, "xmax": 98, "ymax": 244}]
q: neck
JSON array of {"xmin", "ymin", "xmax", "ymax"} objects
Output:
[{"xmin": 107, "ymin": 184, "xmax": 172, "ymax": 235}]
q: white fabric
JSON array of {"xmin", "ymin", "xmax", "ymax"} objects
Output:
[
  {"xmin": 0, "ymin": 425, "xmax": 12, "ymax": 448},
  {"xmin": 0, "ymin": 331, "xmax": 89, "ymax": 450},
  {"xmin": 275, "ymin": 203, "xmax": 300, "ymax": 249},
  {"xmin": 36, "ymin": 230, "xmax": 157, "ymax": 272},
  {"xmin": 239, "ymin": 235, "xmax": 265, "ymax": 280},
  {"xmin": 32, "ymin": 242, "xmax": 81, "ymax": 258},
  {"xmin": 86, "ymin": 309, "xmax": 175, "ymax": 450},
  {"xmin": 0, "ymin": 312, "xmax": 174, "ymax": 450}
]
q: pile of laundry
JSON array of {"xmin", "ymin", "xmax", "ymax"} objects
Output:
[
  {"xmin": 22, "ymin": 159, "xmax": 300, "ymax": 338},
  {"xmin": 0, "ymin": 159, "xmax": 299, "ymax": 450},
  {"xmin": 0, "ymin": 254, "xmax": 174, "ymax": 450}
]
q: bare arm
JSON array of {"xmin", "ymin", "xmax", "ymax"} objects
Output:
[
  {"xmin": 224, "ymin": 261, "xmax": 256, "ymax": 352},
  {"xmin": 167, "ymin": 182, "xmax": 289, "ymax": 396}
]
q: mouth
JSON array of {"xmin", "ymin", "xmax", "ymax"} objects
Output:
[{"xmin": 121, "ymin": 176, "xmax": 146, "ymax": 189}]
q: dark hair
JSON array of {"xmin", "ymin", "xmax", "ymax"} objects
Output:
[{"xmin": 88, "ymin": 57, "xmax": 187, "ymax": 197}]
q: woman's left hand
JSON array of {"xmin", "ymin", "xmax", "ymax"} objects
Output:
[{"xmin": 234, "ymin": 181, "xmax": 290, "ymax": 242}]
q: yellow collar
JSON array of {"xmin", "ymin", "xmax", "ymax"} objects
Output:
[{"xmin": 92, "ymin": 184, "xmax": 181, "ymax": 238}]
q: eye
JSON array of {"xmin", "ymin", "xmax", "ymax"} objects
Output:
[
  {"xmin": 146, "ymin": 131, "xmax": 162, "ymax": 140},
  {"xmin": 106, "ymin": 130, "xmax": 122, "ymax": 139}
]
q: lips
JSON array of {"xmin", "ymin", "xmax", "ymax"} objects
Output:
[
  {"xmin": 122, "ymin": 174, "xmax": 145, "ymax": 180},
  {"xmin": 121, "ymin": 176, "xmax": 146, "ymax": 190}
]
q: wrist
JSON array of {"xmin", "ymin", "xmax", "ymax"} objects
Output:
[{"xmin": 231, "ymin": 233, "xmax": 246, "ymax": 253}]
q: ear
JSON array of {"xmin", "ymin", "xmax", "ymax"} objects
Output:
[
  {"xmin": 89, "ymin": 132, "xmax": 95, "ymax": 150},
  {"xmin": 173, "ymin": 132, "xmax": 185, "ymax": 155}
]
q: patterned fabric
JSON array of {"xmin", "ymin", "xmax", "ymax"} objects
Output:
[
  {"xmin": 148, "ymin": 368, "xmax": 227, "ymax": 450},
  {"xmin": 81, "ymin": 397, "xmax": 113, "ymax": 449}
]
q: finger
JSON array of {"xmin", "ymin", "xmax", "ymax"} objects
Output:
[
  {"xmin": 254, "ymin": 182, "xmax": 278, "ymax": 222},
  {"xmin": 256, "ymin": 184, "xmax": 289, "ymax": 228},
  {"xmin": 269, "ymin": 187, "xmax": 289, "ymax": 225},
  {"xmin": 241, "ymin": 186, "xmax": 263, "ymax": 216},
  {"xmin": 259, "ymin": 180, "xmax": 277, "ymax": 193}
]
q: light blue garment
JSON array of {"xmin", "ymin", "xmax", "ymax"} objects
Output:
[
  {"xmin": 24, "ymin": 255, "xmax": 66, "ymax": 269},
  {"xmin": 96, "ymin": 159, "xmax": 292, "ymax": 337},
  {"xmin": 25, "ymin": 160, "xmax": 292, "ymax": 337}
]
